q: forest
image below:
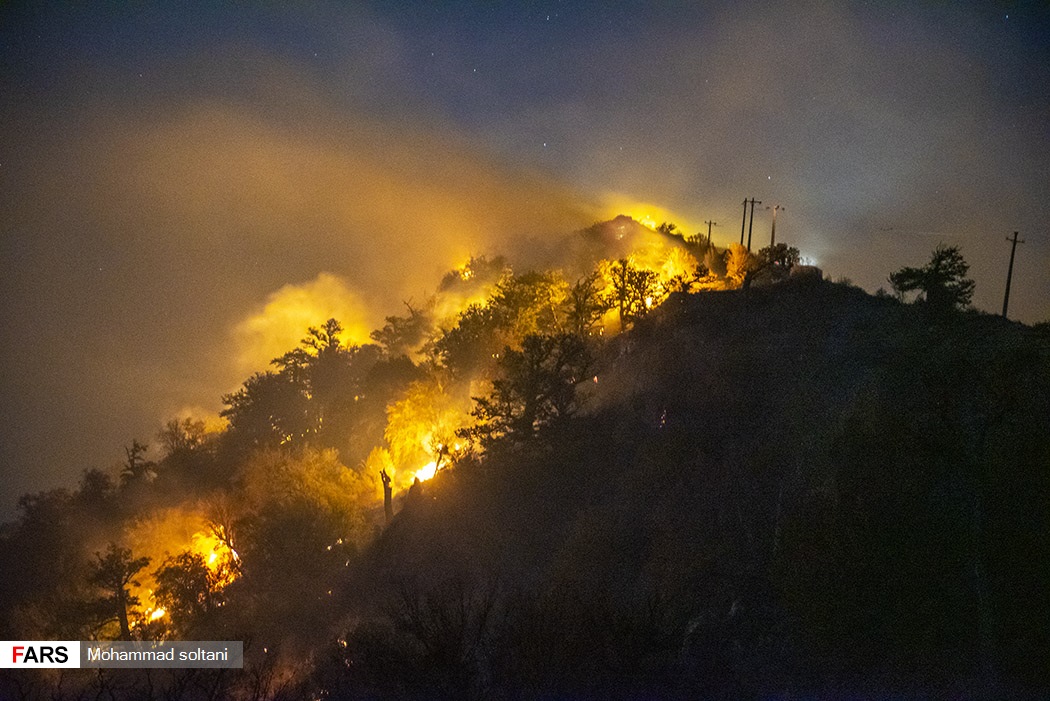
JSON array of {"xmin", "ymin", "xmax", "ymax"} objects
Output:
[{"xmin": 1, "ymin": 216, "xmax": 1048, "ymax": 700}]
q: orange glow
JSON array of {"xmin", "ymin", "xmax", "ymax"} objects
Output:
[
  {"xmin": 122, "ymin": 507, "xmax": 242, "ymax": 623},
  {"xmin": 599, "ymin": 194, "xmax": 699, "ymax": 235},
  {"xmin": 659, "ymin": 246, "xmax": 700, "ymax": 283},
  {"xmin": 384, "ymin": 377, "xmax": 474, "ymax": 489},
  {"xmin": 190, "ymin": 530, "xmax": 239, "ymax": 588}
]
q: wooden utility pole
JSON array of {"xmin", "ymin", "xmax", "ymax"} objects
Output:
[
  {"xmin": 769, "ymin": 204, "xmax": 785, "ymax": 248},
  {"xmin": 704, "ymin": 219, "xmax": 718, "ymax": 246},
  {"xmin": 746, "ymin": 198, "xmax": 762, "ymax": 251},
  {"xmin": 739, "ymin": 198, "xmax": 748, "ymax": 245},
  {"xmin": 1001, "ymin": 231, "xmax": 1024, "ymax": 318}
]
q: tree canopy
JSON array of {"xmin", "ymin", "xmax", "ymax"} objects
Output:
[{"xmin": 889, "ymin": 244, "xmax": 975, "ymax": 312}]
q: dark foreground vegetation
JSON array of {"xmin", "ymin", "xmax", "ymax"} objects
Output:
[
  {"xmin": 2, "ymin": 263, "xmax": 1049, "ymax": 699},
  {"xmin": 341, "ymin": 281, "xmax": 1050, "ymax": 699}
]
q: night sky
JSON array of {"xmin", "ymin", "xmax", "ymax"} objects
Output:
[{"xmin": 1, "ymin": 1, "xmax": 1048, "ymax": 518}]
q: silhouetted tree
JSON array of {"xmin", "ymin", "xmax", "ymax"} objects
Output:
[
  {"xmin": 566, "ymin": 271, "xmax": 610, "ymax": 338},
  {"xmin": 154, "ymin": 552, "xmax": 218, "ymax": 632},
  {"xmin": 380, "ymin": 468, "xmax": 393, "ymax": 525},
  {"xmin": 371, "ymin": 301, "xmax": 434, "ymax": 357},
  {"xmin": 889, "ymin": 244, "xmax": 975, "ymax": 312},
  {"xmin": 431, "ymin": 270, "xmax": 571, "ymax": 375},
  {"xmin": 89, "ymin": 544, "xmax": 150, "ymax": 640},
  {"xmin": 464, "ymin": 334, "xmax": 591, "ymax": 446},
  {"xmin": 725, "ymin": 243, "xmax": 801, "ymax": 289},
  {"xmin": 758, "ymin": 243, "xmax": 800, "ymax": 271},
  {"xmin": 608, "ymin": 259, "xmax": 659, "ymax": 330},
  {"xmin": 76, "ymin": 468, "xmax": 114, "ymax": 509},
  {"xmin": 221, "ymin": 370, "xmax": 314, "ymax": 449},
  {"xmin": 158, "ymin": 417, "xmax": 207, "ymax": 458},
  {"xmin": 430, "ymin": 302, "xmax": 502, "ymax": 375},
  {"xmin": 120, "ymin": 440, "xmax": 155, "ymax": 486},
  {"xmin": 657, "ymin": 221, "xmax": 679, "ymax": 236}
]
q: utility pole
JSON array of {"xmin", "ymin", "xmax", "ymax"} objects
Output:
[
  {"xmin": 769, "ymin": 204, "xmax": 785, "ymax": 248},
  {"xmin": 704, "ymin": 219, "xmax": 718, "ymax": 247},
  {"xmin": 746, "ymin": 198, "xmax": 762, "ymax": 251},
  {"xmin": 1002, "ymin": 231, "xmax": 1024, "ymax": 318},
  {"xmin": 739, "ymin": 198, "xmax": 748, "ymax": 245}
]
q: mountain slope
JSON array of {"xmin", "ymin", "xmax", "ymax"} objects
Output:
[{"xmin": 341, "ymin": 279, "xmax": 1050, "ymax": 698}]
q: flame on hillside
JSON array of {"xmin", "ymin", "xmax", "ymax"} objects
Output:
[
  {"xmin": 190, "ymin": 530, "xmax": 240, "ymax": 588},
  {"xmin": 600, "ymin": 194, "xmax": 700, "ymax": 236},
  {"xmin": 415, "ymin": 461, "xmax": 438, "ymax": 482},
  {"xmin": 121, "ymin": 507, "xmax": 241, "ymax": 630},
  {"xmin": 382, "ymin": 376, "xmax": 474, "ymax": 488},
  {"xmin": 218, "ymin": 212, "xmax": 731, "ymax": 524}
]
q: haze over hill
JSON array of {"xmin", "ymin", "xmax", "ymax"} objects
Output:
[{"xmin": 3, "ymin": 1, "xmax": 1049, "ymax": 524}]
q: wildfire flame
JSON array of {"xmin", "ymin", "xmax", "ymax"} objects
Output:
[
  {"xmin": 190, "ymin": 530, "xmax": 239, "ymax": 588},
  {"xmin": 415, "ymin": 460, "xmax": 438, "ymax": 482}
]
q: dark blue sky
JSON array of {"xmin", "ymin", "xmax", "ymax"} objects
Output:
[{"xmin": 1, "ymin": 1, "xmax": 1048, "ymax": 517}]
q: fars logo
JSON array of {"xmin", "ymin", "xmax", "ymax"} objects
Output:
[{"xmin": 1, "ymin": 641, "xmax": 81, "ymax": 668}]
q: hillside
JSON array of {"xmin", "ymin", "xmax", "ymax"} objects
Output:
[
  {"xmin": 2, "ymin": 243, "xmax": 1048, "ymax": 700},
  {"xmin": 343, "ymin": 279, "xmax": 1050, "ymax": 699}
]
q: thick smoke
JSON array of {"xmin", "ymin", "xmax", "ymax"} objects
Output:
[{"xmin": 0, "ymin": 95, "xmax": 602, "ymax": 516}]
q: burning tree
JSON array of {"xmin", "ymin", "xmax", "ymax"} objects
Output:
[
  {"xmin": 385, "ymin": 374, "xmax": 473, "ymax": 487},
  {"xmin": 725, "ymin": 244, "xmax": 761, "ymax": 288},
  {"xmin": 153, "ymin": 552, "xmax": 219, "ymax": 634},
  {"xmin": 607, "ymin": 258, "xmax": 659, "ymax": 330}
]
